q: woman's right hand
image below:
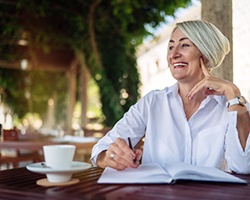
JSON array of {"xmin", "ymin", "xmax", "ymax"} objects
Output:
[{"xmin": 96, "ymin": 138, "xmax": 142, "ymax": 170}]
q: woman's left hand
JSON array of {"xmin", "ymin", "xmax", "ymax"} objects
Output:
[{"xmin": 186, "ymin": 58, "xmax": 240, "ymax": 100}]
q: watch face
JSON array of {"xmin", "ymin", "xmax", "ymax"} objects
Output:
[{"xmin": 239, "ymin": 95, "xmax": 247, "ymax": 106}]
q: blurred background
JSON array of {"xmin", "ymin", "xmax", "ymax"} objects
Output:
[{"xmin": 0, "ymin": 0, "xmax": 249, "ymax": 137}]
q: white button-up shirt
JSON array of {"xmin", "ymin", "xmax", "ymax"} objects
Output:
[{"xmin": 91, "ymin": 83, "xmax": 250, "ymax": 174}]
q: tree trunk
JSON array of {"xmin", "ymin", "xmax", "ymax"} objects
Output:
[
  {"xmin": 79, "ymin": 54, "xmax": 89, "ymax": 128},
  {"xmin": 66, "ymin": 58, "xmax": 78, "ymax": 131}
]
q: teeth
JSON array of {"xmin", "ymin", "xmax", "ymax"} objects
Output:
[{"xmin": 174, "ymin": 63, "xmax": 187, "ymax": 67}]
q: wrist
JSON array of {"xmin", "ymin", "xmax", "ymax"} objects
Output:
[
  {"xmin": 226, "ymin": 95, "xmax": 247, "ymax": 108},
  {"xmin": 96, "ymin": 150, "xmax": 108, "ymax": 168},
  {"xmin": 224, "ymin": 84, "xmax": 241, "ymax": 101}
]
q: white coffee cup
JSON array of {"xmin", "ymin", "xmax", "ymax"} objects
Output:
[{"xmin": 43, "ymin": 145, "xmax": 76, "ymax": 182}]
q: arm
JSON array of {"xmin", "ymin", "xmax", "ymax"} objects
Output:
[
  {"xmin": 91, "ymin": 93, "xmax": 150, "ymax": 169},
  {"xmin": 228, "ymin": 105, "xmax": 250, "ymax": 149},
  {"xmin": 187, "ymin": 59, "xmax": 250, "ymax": 150}
]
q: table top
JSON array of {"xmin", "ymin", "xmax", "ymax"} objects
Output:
[{"xmin": 0, "ymin": 166, "xmax": 249, "ymax": 200}]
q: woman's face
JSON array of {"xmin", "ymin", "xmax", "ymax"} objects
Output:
[{"xmin": 167, "ymin": 28, "xmax": 204, "ymax": 83}]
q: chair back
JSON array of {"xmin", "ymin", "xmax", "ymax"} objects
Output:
[
  {"xmin": 3, "ymin": 129, "xmax": 19, "ymax": 141},
  {"xmin": 83, "ymin": 127, "xmax": 112, "ymax": 138}
]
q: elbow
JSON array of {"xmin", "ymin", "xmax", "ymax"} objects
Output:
[{"xmin": 228, "ymin": 160, "xmax": 250, "ymax": 174}]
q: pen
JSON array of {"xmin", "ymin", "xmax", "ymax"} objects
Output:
[
  {"xmin": 128, "ymin": 137, "xmax": 133, "ymax": 150},
  {"xmin": 128, "ymin": 137, "xmax": 136, "ymax": 163}
]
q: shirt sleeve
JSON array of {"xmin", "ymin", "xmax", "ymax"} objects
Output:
[
  {"xmin": 90, "ymin": 91, "xmax": 154, "ymax": 166},
  {"xmin": 225, "ymin": 108, "xmax": 250, "ymax": 174}
]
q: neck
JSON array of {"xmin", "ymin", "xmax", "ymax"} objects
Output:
[
  {"xmin": 178, "ymin": 82, "xmax": 205, "ymax": 120},
  {"xmin": 178, "ymin": 82, "xmax": 205, "ymax": 107}
]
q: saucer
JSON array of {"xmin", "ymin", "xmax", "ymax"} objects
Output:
[{"xmin": 26, "ymin": 161, "xmax": 91, "ymax": 174}]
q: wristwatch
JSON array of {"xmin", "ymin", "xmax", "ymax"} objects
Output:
[{"xmin": 226, "ymin": 95, "xmax": 246, "ymax": 108}]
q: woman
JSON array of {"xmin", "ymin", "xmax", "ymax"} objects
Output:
[{"xmin": 91, "ymin": 20, "xmax": 250, "ymax": 174}]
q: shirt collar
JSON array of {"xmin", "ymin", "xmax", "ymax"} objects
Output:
[
  {"xmin": 165, "ymin": 82, "xmax": 179, "ymax": 97},
  {"xmin": 203, "ymin": 95, "xmax": 225, "ymax": 107}
]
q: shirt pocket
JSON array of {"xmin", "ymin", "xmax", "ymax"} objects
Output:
[{"xmin": 194, "ymin": 124, "xmax": 227, "ymax": 167}]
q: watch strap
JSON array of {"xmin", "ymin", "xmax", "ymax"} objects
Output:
[{"xmin": 226, "ymin": 96, "xmax": 245, "ymax": 108}]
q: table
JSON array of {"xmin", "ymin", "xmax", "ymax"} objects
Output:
[{"xmin": 0, "ymin": 166, "xmax": 249, "ymax": 200}]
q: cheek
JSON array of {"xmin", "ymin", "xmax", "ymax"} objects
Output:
[
  {"xmin": 192, "ymin": 50, "xmax": 203, "ymax": 60},
  {"xmin": 187, "ymin": 52, "xmax": 202, "ymax": 64},
  {"xmin": 189, "ymin": 50, "xmax": 200, "ymax": 58}
]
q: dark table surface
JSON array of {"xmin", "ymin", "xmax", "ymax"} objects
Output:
[{"xmin": 0, "ymin": 166, "xmax": 250, "ymax": 200}]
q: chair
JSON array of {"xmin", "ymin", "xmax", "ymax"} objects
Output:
[
  {"xmin": 72, "ymin": 127, "xmax": 112, "ymax": 162},
  {"xmin": 0, "ymin": 129, "xmax": 43, "ymax": 169},
  {"xmin": 83, "ymin": 127, "xmax": 112, "ymax": 138}
]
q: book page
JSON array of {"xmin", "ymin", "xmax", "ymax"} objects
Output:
[
  {"xmin": 98, "ymin": 163, "xmax": 173, "ymax": 184},
  {"xmin": 162, "ymin": 162, "xmax": 247, "ymax": 184}
]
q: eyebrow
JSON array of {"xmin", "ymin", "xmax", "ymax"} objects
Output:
[{"xmin": 169, "ymin": 37, "xmax": 189, "ymax": 43}]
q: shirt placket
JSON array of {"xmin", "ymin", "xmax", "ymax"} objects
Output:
[{"xmin": 184, "ymin": 123, "xmax": 192, "ymax": 164}]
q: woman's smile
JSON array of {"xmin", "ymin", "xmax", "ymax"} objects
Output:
[{"xmin": 173, "ymin": 62, "xmax": 188, "ymax": 69}]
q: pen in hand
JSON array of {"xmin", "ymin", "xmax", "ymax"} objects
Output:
[{"xmin": 128, "ymin": 137, "xmax": 136, "ymax": 164}]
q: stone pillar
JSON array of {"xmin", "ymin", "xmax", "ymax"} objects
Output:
[{"xmin": 202, "ymin": 0, "xmax": 233, "ymax": 81}]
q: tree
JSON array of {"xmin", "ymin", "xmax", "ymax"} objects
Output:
[{"xmin": 0, "ymin": 0, "xmax": 192, "ymax": 127}]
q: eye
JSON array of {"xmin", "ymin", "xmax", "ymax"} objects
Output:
[
  {"xmin": 182, "ymin": 43, "xmax": 190, "ymax": 47},
  {"xmin": 168, "ymin": 46, "xmax": 174, "ymax": 50}
]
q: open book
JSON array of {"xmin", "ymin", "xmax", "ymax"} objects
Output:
[{"xmin": 97, "ymin": 162, "xmax": 247, "ymax": 184}]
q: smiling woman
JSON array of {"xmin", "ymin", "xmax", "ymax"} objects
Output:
[{"xmin": 91, "ymin": 20, "xmax": 250, "ymax": 175}]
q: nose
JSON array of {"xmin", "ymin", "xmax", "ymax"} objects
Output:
[
  {"xmin": 167, "ymin": 46, "xmax": 182, "ymax": 62},
  {"xmin": 171, "ymin": 46, "xmax": 182, "ymax": 58}
]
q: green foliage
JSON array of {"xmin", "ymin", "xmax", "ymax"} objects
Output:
[
  {"xmin": 0, "ymin": 68, "xmax": 67, "ymax": 122},
  {"xmin": 28, "ymin": 70, "xmax": 68, "ymax": 122},
  {"xmin": 0, "ymin": 0, "xmax": 192, "ymax": 127},
  {"xmin": 0, "ymin": 68, "xmax": 28, "ymax": 117},
  {"xmin": 87, "ymin": 78, "xmax": 102, "ymax": 118}
]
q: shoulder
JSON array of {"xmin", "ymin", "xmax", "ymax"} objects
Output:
[
  {"xmin": 139, "ymin": 85, "xmax": 174, "ymax": 104},
  {"xmin": 142, "ymin": 88, "xmax": 168, "ymax": 99},
  {"xmin": 143, "ymin": 84, "xmax": 176, "ymax": 98}
]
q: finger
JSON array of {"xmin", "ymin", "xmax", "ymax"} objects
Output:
[
  {"xmin": 186, "ymin": 81, "xmax": 204, "ymax": 100},
  {"xmin": 186, "ymin": 76, "xmax": 215, "ymax": 100},
  {"xmin": 108, "ymin": 138, "xmax": 136, "ymax": 167},
  {"xmin": 105, "ymin": 149, "xmax": 127, "ymax": 170},
  {"xmin": 116, "ymin": 138, "xmax": 136, "ymax": 157},
  {"xmin": 116, "ymin": 138, "xmax": 138, "ymax": 166},
  {"xmin": 200, "ymin": 58, "xmax": 212, "ymax": 77},
  {"xmin": 134, "ymin": 149, "xmax": 142, "ymax": 165}
]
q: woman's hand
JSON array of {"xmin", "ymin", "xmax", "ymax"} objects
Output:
[
  {"xmin": 96, "ymin": 138, "xmax": 142, "ymax": 170},
  {"xmin": 186, "ymin": 58, "xmax": 250, "ymax": 149},
  {"xmin": 186, "ymin": 58, "xmax": 240, "ymax": 100}
]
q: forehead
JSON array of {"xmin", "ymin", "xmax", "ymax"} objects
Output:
[{"xmin": 169, "ymin": 28, "xmax": 190, "ymax": 43}]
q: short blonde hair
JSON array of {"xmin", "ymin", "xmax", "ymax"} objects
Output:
[{"xmin": 174, "ymin": 20, "xmax": 230, "ymax": 69}]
